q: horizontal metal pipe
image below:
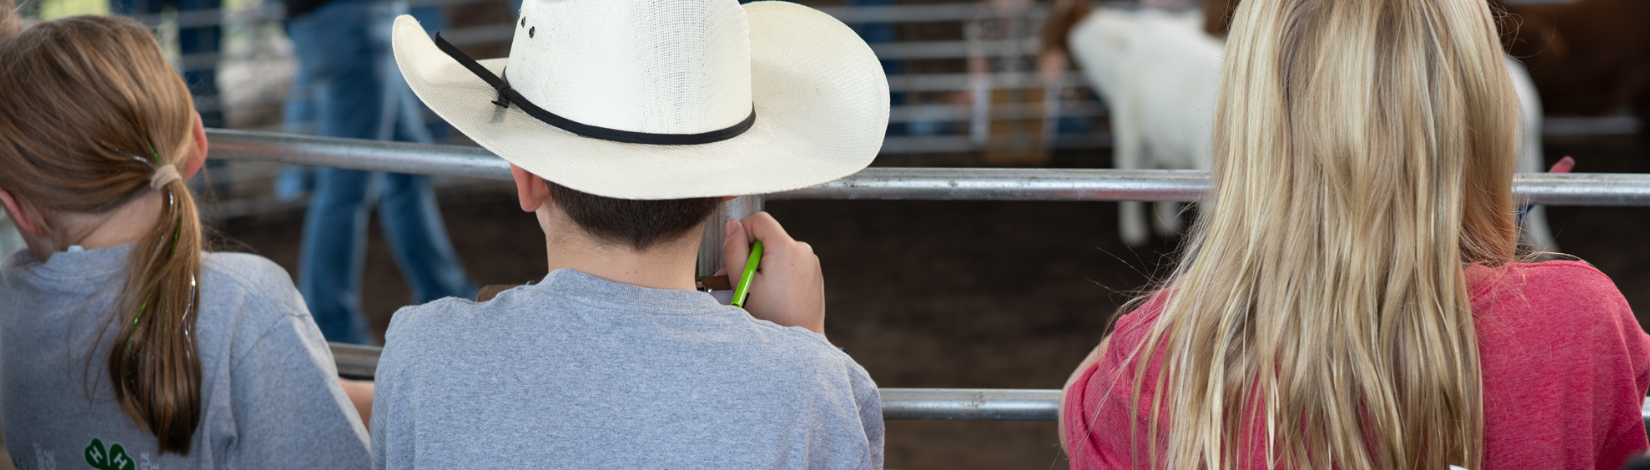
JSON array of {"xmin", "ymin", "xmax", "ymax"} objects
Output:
[
  {"xmin": 208, "ymin": 129, "xmax": 506, "ymax": 180},
  {"xmin": 207, "ymin": 129, "xmax": 1650, "ymax": 206},
  {"xmin": 331, "ymin": 343, "xmax": 1057, "ymax": 420},
  {"xmin": 879, "ymin": 135, "xmax": 1113, "ymax": 154},
  {"xmin": 331, "ymin": 343, "xmax": 1650, "ymax": 426},
  {"xmin": 887, "ymin": 72, "xmax": 1084, "ymax": 93},
  {"xmin": 890, "ymin": 102, "xmax": 1107, "ymax": 123},
  {"xmin": 870, "ymin": 39, "xmax": 1038, "ymax": 60},
  {"xmin": 880, "ymin": 388, "xmax": 1060, "ymax": 421},
  {"xmin": 773, "ymin": 167, "xmax": 1203, "ymax": 202},
  {"xmin": 332, "ymin": 342, "xmax": 383, "ymax": 380}
]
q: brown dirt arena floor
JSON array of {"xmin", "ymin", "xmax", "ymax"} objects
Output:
[{"xmin": 215, "ymin": 134, "xmax": 1650, "ymax": 469}]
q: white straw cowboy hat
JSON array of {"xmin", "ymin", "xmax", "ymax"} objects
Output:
[{"xmin": 392, "ymin": 0, "xmax": 889, "ymax": 200}]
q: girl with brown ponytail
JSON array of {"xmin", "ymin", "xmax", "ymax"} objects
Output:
[{"xmin": 0, "ymin": 12, "xmax": 371, "ymax": 469}]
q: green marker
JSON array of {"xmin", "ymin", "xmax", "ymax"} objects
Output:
[{"xmin": 731, "ymin": 240, "xmax": 763, "ymax": 308}]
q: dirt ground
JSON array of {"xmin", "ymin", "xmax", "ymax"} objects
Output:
[{"xmin": 215, "ymin": 134, "xmax": 1650, "ymax": 470}]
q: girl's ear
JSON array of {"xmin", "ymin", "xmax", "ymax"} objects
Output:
[
  {"xmin": 181, "ymin": 112, "xmax": 208, "ymax": 179},
  {"xmin": 0, "ymin": 189, "xmax": 44, "ymax": 237}
]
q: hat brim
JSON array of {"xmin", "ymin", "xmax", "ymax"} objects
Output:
[{"xmin": 392, "ymin": 1, "xmax": 889, "ymax": 200}]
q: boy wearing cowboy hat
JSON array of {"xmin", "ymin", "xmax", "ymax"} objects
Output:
[{"xmin": 369, "ymin": 0, "xmax": 890, "ymax": 467}]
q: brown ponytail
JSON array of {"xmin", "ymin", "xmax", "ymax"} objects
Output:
[{"xmin": 0, "ymin": 16, "xmax": 204, "ymax": 455}]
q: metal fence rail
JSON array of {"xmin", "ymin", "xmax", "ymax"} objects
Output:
[
  {"xmin": 208, "ymin": 129, "xmax": 1650, "ymax": 206},
  {"xmin": 333, "ymin": 344, "xmax": 1650, "ymax": 425},
  {"xmin": 882, "ymin": 389, "xmax": 1061, "ymax": 421}
]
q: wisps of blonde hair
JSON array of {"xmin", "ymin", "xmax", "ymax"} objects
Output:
[{"xmin": 1115, "ymin": 0, "xmax": 1521, "ymax": 467}]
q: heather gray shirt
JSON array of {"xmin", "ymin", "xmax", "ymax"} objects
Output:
[
  {"xmin": 372, "ymin": 269, "xmax": 884, "ymax": 470},
  {"xmin": 0, "ymin": 245, "xmax": 371, "ymax": 470}
]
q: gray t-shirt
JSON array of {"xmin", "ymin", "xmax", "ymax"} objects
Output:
[
  {"xmin": 372, "ymin": 269, "xmax": 884, "ymax": 470},
  {"xmin": 0, "ymin": 245, "xmax": 371, "ymax": 470}
]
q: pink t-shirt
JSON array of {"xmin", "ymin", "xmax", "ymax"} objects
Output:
[{"xmin": 1064, "ymin": 261, "xmax": 1650, "ymax": 470}]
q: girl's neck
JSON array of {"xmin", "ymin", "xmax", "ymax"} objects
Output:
[{"xmin": 23, "ymin": 190, "xmax": 164, "ymax": 262}]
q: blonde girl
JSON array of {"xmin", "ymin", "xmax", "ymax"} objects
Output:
[
  {"xmin": 0, "ymin": 12, "xmax": 371, "ymax": 468},
  {"xmin": 1059, "ymin": 0, "xmax": 1650, "ymax": 468}
]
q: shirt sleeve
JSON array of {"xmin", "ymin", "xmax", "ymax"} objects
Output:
[
  {"xmin": 1064, "ymin": 302, "xmax": 1165, "ymax": 470},
  {"xmin": 1592, "ymin": 273, "xmax": 1650, "ymax": 470},
  {"xmin": 371, "ymin": 343, "xmax": 409, "ymax": 470},
  {"xmin": 372, "ymin": 307, "xmax": 426, "ymax": 470},
  {"xmin": 1063, "ymin": 361, "xmax": 1105, "ymax": 470},
  {"xmin": 370, "ymin": 377, "xmax": 391, "ymax": 470},
  {"xmin": 227, "ymin": 309, "xmax": 372, "ymax": 470},
  {"xmin": 850, "ymin": 364, "xmax": 885, "ymax": 470}
]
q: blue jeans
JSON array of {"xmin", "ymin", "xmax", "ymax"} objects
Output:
[
  {"xmin": 287, "ymin": 0, "xmax": 476, "ymax": 344},
  {"xmin": 113, "ymin": 0, "xmax": 223, "ymax": 127}
]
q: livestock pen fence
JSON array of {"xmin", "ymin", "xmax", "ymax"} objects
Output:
[
  {"xmin": 208, "ymin": 128, "xmax": 1650, "ymax": 427},
  {"xmin": 25, "ymin": 0, "xmax": 1640, "ymax": 220}
]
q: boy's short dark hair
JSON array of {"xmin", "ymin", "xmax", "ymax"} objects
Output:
[{"xmin": 548, "ymin": 181, "xmax": 723, "ymax": 251}]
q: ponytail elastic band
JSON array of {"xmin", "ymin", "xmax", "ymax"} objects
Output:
[{"xmin": 150, "ymin": 165, "xmax": 181, "ymax": 189}]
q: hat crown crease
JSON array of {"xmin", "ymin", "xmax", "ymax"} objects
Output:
[{"xmin": 506, "ymin": 0, "xmax": 754, "ymax": 135}]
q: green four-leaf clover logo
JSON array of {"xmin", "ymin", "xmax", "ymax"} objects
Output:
[{"xmin": 83, "ymin": 438, "xmax": 134, "ymax": 470}]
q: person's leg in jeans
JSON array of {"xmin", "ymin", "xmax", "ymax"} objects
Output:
[
  {"xmin": 292, "ymin": 0, "xmax": 382, "ymax": 344},
  {"xmin": 376, "ymin": 172, "xmax": 476, "ymax": 304},
  {"xmin": 276, "ymin": 21, "xmax": 317, "ymax": 202},
  {"xmin": 295, "ymin": 1, "xmax": 477, "ymax": 343},
  {"xmin": 176, "ymin": 0, "xmax": 223, "ymax": 128},
  {"xmin": 370, "ymin": 3, "xmax": 477, "ymax": 305},
  {"xmin": 301, "ymin": 168, "xmax": 376, "ymax": 343}
]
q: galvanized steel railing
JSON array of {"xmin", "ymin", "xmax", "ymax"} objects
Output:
[
  {"xmin": 208, "ymin": 129, "xmax": 1650, "ymax": 206},
  {"xmin": 236, "ymin": 129, "xmax": 1650, "ymax": 424},
  {"xmin": 332, "ymin": 344, "xmax": 1650, "ymax": 425},
  {"xmin": 210, "ymin": 128, "xmax": 1650, "ymax": 425}
]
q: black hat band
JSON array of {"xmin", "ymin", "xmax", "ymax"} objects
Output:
[{"xmin": 433, "ymin": 32, "xmax": 757, "ymax": 146}]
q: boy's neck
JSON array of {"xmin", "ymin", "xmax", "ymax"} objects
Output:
[{"xmin": 543, "ymin": 223, "xmax": 704, "ymax": 292}]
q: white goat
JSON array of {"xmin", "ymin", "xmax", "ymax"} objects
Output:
[
  {"xmin": 1067, "ymin": 9, "xmax": 1555, "ymax": 250},
  {"xmin": 1068, "ymin": 8, "xmax": 1220, "ymax": 247}
]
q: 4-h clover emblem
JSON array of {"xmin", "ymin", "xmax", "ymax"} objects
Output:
[{"xmin": 83, "ymin": 439, "xmax": 134, "ymax": 470}]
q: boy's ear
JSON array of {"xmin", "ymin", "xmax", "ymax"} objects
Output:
[
  {"xmin": 181, "ymin": 112, "xmax": 208, "ymax": 180},
  {"xmin": 510, "ymin": 164, "xmax": 551, "ymax": 213},
  {"xmin": 0, "ymin": 189, "xmax": 43, "ymax": 236}
]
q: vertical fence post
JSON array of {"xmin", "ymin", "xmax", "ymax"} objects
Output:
[{"xmin": 697, "ymin": 195, "xmax": 766, "ymax": 277}]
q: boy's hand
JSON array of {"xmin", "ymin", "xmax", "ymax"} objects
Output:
[{"xmin": 722, "ymin": 212, "xmax": 826, "ymax": 335}]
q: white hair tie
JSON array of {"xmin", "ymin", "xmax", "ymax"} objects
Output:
[{"xmin": 150, "ymin": 164, "xmax": 181, "ymax": 189}]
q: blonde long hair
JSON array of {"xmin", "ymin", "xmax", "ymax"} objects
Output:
[{"xmin": 1124, "ymin": 0, "xmax": 1520, "ymax": 467}]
